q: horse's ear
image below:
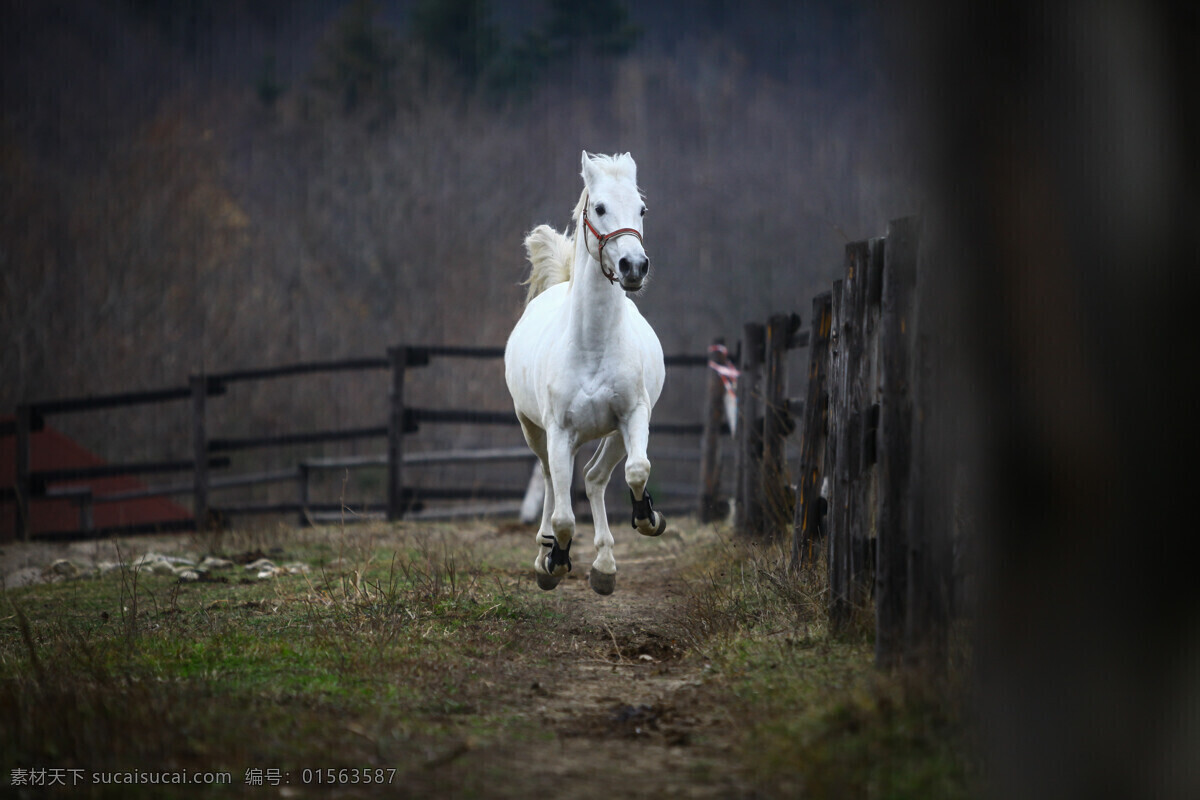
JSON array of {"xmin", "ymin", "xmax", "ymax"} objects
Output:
[
  {"xmin": 581, "ymin": 150, "xmax": 598, "ymax": 187},
  {"xmin": 621, "ymin": 152, "xmax": 637, "ymax": 184}
]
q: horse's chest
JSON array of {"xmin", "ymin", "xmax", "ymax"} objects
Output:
[{"xmin": 557, "ymin": 374, "xmax": 633, "ymax": 434}]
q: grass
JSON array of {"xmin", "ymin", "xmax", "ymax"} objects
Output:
[
  {"xmin": 672, "ymin": 531, "xmax": 977, "ymax": 799},
  {"xmin": 0, "ymin": 519, "xmax": 977, "ymax": 798},
  {"xmin": 0, "ymin": 523, "xmax": 558, "ymax": 797}
]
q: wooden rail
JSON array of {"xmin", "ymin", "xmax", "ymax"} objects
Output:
[{"xmin": 4, "ymin": 344, "xmax": 721, "ymax": 541}]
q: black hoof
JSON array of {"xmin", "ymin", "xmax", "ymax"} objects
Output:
[
  {"xmin": 635, "ymin": 511, "xmax": 667, "ymax": 537},
  {"xmin": 631, "ymin": 490, "xmax": 666, "ymax": 537},
  {"xmin": 630, "ymin": 489, "xmax": 656, "ymax": 529},
  {"xmin": 589, "ymin": 569, "xmax": 617, "ymax": 595},
  {"xmin": 536, "ymin": 571, "xmax": 562, "ymax": 591}
]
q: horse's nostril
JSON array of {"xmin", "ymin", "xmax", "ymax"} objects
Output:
[{"xmin": 618, "ymin": 257, "xmax": 632, "ymax": 275}]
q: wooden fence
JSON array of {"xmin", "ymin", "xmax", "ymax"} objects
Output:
[
  {"xmin": 684, "ymin": 215, "xmax": 956, "ymax": 670},
  {"xmin": 4, "ymin": 216, "xmax": 954, "ymax": 667},
  {"xmin": 2, "ymin": 346, "xmax": 717, "ymax": 542},
  {"xmin": 712, "ymin": 317, "xmax": 810, "ymax": 537},
  {"xmin": 788, "ymin": 216, "xmax": 958, "ymax": 669}
]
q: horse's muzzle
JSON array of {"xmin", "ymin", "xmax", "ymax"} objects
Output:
[{"xmin": 618, "ymin": 255, "xmax": 649, "ymax": 290}]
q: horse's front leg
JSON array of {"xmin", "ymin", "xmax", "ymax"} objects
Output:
[
  {"xmin": 584, "ymin": 434, "xmax": 626, "ymax": 595},
  {"xmin": 621, "ymin": 403, "xmax": 667, "ymax": 537}
]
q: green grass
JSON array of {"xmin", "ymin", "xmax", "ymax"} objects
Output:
[
  {"xmin": 1, "ymin": 521, "xmax": 977, "ymax": 798},
  {"xmin": 671, "ymin": 533, "xmax": 977, "ymax": 799},
  {"xmin": 1, "ymin": 525, "xmax": 560, "ymax": 797}
]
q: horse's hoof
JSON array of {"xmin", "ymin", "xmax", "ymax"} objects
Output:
[
  {"xmin": 635, "ymin": 511, "xmax": 667, "ymax": 538},
  {"xmin": 630, "ymin": 489, "xmax": 665, "ymax": 536},
  {"xmin": 589, "ymin": 569, "xmax": 617, "ymax": 596},
  {"xmin": 536, "ymin": 571, "xmax": 562, "ymax": 591}
]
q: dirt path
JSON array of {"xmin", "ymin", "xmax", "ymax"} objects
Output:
[
  {"xmin": 1, "ymin": 522, "xmax": 752, "ymax": 797},
  {"xmin": 426, "ymin": 522, "xmax": 749, "ymax": 799}
]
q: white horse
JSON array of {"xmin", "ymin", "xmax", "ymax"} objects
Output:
[{"xmin": 504, "ymin": 151, "xmax": 667, "ymax": 595}]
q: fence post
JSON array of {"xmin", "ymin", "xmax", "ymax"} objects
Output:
[
  {"xmin": 297, "ymin": 462, "xmax": 310, "ymax": 527},
  {"xmin": 825, "ymin": 278, "xmax": 853, "ymax": 628},
  {"xmin": 190, "ymin": 375, "xmax": 209, "ymax": 533},
  {"xmin": 736, "ymin": 322, "xmax": 765, "ymax": 537},
  {"xmin": 15, "ymin": 404, "xmax": 32, "ymax": 541},
  {"xmin": 78, "ymin": 490, "xmax": 94, "ymax": 533},
  {"xmin": 387, "ymin": 346, "xmax": 408, "ymax": 521},
  {"xmin": 847, "ymin": 241, "xmax": 882, "ymax": 619},
  {"xmin": 875, "ymin": 218, "xmax": 917, "ymax": 669},
  {"xmin": 793, "ymin": 293, "xmax": 833, "ymax": 569},
  {"xmin": 897, "ymin": 216, "xmax": 949, "ymax": 670},
  {"xmin": 761, "ymin": 314, "xmax": 794, "ymax": 537},
  {"xmin": 698, "ymin": 338, "xmax": 728, "ymax": 522}
]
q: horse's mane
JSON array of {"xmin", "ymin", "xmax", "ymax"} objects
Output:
[{"xmin": 522, "ymin": 154, "xmax": 638, "ymax": 306}]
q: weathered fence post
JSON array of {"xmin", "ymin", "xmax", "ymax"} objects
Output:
[
  {"xmin": 698, "ymin": 338, "xmax": 728, "ymax": 522},
  {"xmin": 297, "ymin": 462, "xmax": 310, "ymax": 527},
  {"xmin": 842, "ymin": 240, "xmax": 883, "ymax": 624},
  {"xmin": 386, "ymin": 346, "xmax": 408, "ymax": 521},
  {"xmin": 15, "ymin": 404, "xmax": 32, "ymax": 541},
  {"xmin": 875, "ymin": 218, "xmax": 917, "ymax": 669},
  {"xmin": 854, "ymin": 236, "xmax": 886, "ymax": 596},
  {"xmin": 761, "ymin": 314, "xmax": 794, "ymax": 537},
  {"xmin": 898, "ymin": 216, "xmax": 949, "ymax": 670},
  {"xmin": 793, "ymin": 293, "xmax": 833, "ymax": 569},
  {"xmin": 736, "ymin": 322, "xmax": 765, "ymax": 537},
  {"xmin": 824, "ymin": 278, "xmax": 851, "ymax": 627},
  {"xmin": 76, "ymin": 490, "xmax": 94, "ymax": 533},
  {"xmin": 190, "ymin": 375, "xmax": 209, "ymax": 533}
]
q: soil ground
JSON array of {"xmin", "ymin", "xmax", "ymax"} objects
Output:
[
  {"xmin": 452, "ymin": 533, "xmax": 748, "ymax": 799},
  {"xmin": 2, "ymin": 519, "xmax": 758, "ymax": 798}
]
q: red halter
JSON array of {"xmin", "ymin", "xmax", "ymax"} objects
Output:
[{"xmin": 581, "ymin": 195, "xmax": 644, "ymax": 285}]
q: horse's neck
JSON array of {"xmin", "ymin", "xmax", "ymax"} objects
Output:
[{"xmin": 568, "ymin": 222, "xmax": 624, "ymax": 353}]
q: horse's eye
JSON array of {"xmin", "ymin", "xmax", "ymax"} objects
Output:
[
  {"xmin": 595, "ymin": 203, "xmax": 606, "ymax": 216},
  {"xmin": 640, "ymin": 206, "xmax": 647, "ymax": 217}
]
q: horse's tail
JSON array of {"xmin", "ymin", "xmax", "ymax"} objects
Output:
[{"xmin": 522, "ymin": 225, "xmax": 574, "ymax": 306}]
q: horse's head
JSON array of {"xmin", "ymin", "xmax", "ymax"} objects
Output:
[{"xmin": 579, "ymin": 151, "xmax": 649, "ymax": 292}]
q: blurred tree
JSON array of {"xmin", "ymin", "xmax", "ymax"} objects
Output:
[
  {"xmin": 120, "ymin": 0, "xmax": 214, "ymax": 53},
  {"xmin": 541, "ymin": 0, "xmax": 640, "ymax": 57},
  {"xmin": 308, "ymin": 0, "xmax": 399, "ymax": 118},
  {"xmin": 255, "ymin": 52, "xmax": 285, "ymax": 108},
  {"xmin": 410, "ymin": 0, "xmax": 501, "ymax": 84},
  {"xmin": 488, "ymin": 0, "xmax": 641, "ymax": 95}
]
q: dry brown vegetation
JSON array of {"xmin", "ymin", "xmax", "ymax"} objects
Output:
[{"xmin": 1, "ymin": 1, "xmax": 913, "ymax": 473}]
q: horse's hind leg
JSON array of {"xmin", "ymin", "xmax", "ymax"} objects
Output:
[
  {"xmin": 532, "ymin": 459, "xmax": 570, "ymax": 590},
  {"xmin": 539, "ymin": 424, "xmax": 577, "ymax": 580},
  {"xmin": 584, "ymin": 434, "xmax": 626, "ymax": 595},
  {"xmin": 518, "ymin": 416, "xmax": 565, "ymax": 590}
]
